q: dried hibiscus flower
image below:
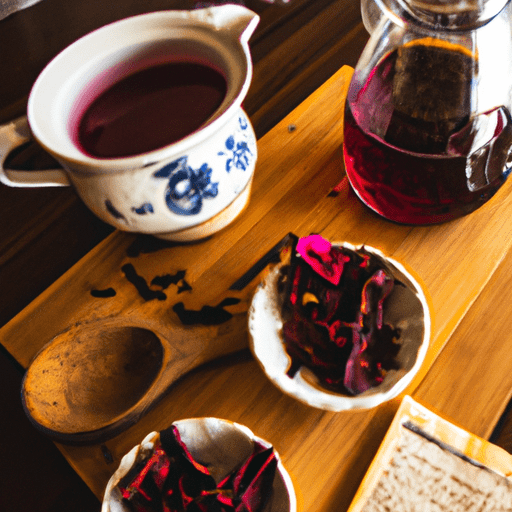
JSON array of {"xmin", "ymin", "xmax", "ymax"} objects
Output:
[
  {"xmin": 296, "ymin": 234, "xmax": 348, "ymax": 285},
  {"xmin": 279, "ymin": 235, "xmax": 401, "ymax": 395},
  {"xmin": 118, "ymin": 425, "xmax": 277, "ymax": 512}
]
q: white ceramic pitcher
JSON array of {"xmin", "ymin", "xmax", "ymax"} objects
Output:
[{"xmin": 0, "ymin": 6, "xmax": 259, "ymax": 241}]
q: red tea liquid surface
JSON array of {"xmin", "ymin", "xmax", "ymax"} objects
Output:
[
  {"xmin": 76, "ymin": 62, "xmax": 227, "ymax": 158},
  {"xmin": 343, "ymin": 43, "xmax": 512, "ymax": 224}
]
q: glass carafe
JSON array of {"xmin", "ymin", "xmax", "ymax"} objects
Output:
[{"xmin": 343, "ymin": 0, "xmax": 512, "ymax": 224}]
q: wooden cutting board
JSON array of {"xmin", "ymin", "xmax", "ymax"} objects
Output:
[{"xmin": 3, "ymin": 65, "xmax": 512, "ymax": 505}]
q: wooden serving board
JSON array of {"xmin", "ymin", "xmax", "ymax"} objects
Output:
[{"xmin": 4, "ymin": 65, "xmax": 512, "ymax": 509}]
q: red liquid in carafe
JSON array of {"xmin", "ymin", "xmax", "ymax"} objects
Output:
[
  {"xmin": 76, "ymin": 62, "xmax": 227, "ymax": 159},
  {"xmin": 343, "ymin": 43, "xmax": 512, "ymax": 224}
]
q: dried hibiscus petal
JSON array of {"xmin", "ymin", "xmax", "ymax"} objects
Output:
[
  {"xmin": 279, "ymin": 234, "xmax": 403, "ymax": 395},
  {"xmin": 161, "ymin": 426, "xmax": 218, "ymax": 511},
  {"xmin": 296, "ymin": 234, "xmax": 349, "ymax": 285},
  {"xmin": 344, "ymin": 270, "xmax": 400, "ymax": 395},
  {"xmin": 219, "ymin": 442, "xmax": 277, "ymax": 512},
  {"xmin": 119, "ymin": 447, "xmax": 173, "ymax": 512},
  {"xmin": 121, "ymin": 427, "xmax": 276, "ymax": 512},
  {"xmin": 283, "ymin": 311, "xmax": 352, "ymax": 383},
  {"xmin": 160, "ymin": 425, "xmax": 212, "ymax": 480},
  {"xmin": 360, "ymin": 269, "xmax": 394, "ymax": 330},
  {"xmin": 344, "ymin": 323, "xmax": 401, "ymax": 394}
]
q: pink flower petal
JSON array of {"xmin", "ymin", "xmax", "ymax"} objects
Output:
[{"xmin": 296, "ymin": 235, "xmax": 347, "ymax": 285}]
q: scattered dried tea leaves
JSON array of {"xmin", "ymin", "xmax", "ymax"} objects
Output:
[
  {"xmin": 119, "ymin": 425, "xmax": 277, "ymax": 512},
  {"xmin": 122, "ymin": 263, "xmax": 167, "ymax": 301},
  {"xmin": 90, "ymin": 287, "xmax": 117, "ymax": 298},
  {"xmin": 121, "ymin": 265, "xmax": 191, "ymax": 301},
  {"xmin": 151, "ymin": 271, "xmax": 192, "ymax": 294},
  {"xmin": 173, "ymin": 298, "xmax": 241, "ymax": 325},
  {"xmin": 281, "ymin": 235, "xmax": 401, "ymax": 395}
]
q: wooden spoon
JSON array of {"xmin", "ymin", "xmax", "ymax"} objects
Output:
[{"xmin": 21, "ymin": 301, "xmax": 251, "ymax": 444}]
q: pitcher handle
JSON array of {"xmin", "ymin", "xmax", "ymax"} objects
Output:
[{"xmin": 0, "ymin": 116, "xmax": 70, "ymax": 187}]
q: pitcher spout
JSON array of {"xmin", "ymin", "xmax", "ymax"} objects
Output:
[{"xmin": 193, "ymin": 4, "xmax": 260, "ymax": 44}]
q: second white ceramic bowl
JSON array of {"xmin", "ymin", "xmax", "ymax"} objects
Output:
[
  {"xmin": 248, "ymin": 242, "xmax": 431, "ymax": 411},
  {"xmin": 102, "ymin": 417, "xmax": 297, "ymax": 512}
]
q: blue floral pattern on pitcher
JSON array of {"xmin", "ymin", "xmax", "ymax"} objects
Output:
[
  {"xmin": 132, "ymin": 203, "xmax": 154, "ymax": 215},
  {"xmin": 153, "ymin": 156, "xmax": 219, "ymax": 215},
  {"xmin": 128, "ymin": 116, "xmax": 255, "ymax": 218},
  {"xmin": 218, "ymin": 116, "xmax": 253, "ymax": 172}
]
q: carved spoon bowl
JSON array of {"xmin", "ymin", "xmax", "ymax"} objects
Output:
[{"xmin": 21, "ymin": 313, "xmax": 249, "ymax": 444}]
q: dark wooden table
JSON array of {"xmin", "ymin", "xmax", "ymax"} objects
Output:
[{"xmin": 3, "ymin": 1, "xmax": 512, "ymax": 511}]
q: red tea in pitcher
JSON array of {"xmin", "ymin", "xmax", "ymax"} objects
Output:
[
  {"xmin": 343, "ymin": 41, "xmax": 512, "ymax": 224},
  {"xmin": 75, "ymin": 62, "xmax": 227, "ymax": 159}
]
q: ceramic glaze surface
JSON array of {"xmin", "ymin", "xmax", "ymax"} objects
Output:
[
  {"xmin": 126, "ymin": 114, "xmax": 255, "ymax": 218},
  {"xmin": 70, "ymin": 110, "xmax": 257, "ymax": 238}
]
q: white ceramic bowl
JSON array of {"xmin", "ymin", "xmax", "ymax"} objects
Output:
[
  {"xmin": 248, "ymin": 242, "xmax": 431, "ymax": 411},
  {"xmin": 102, "ymin": 417, "xmax": 297, "ymax": 512}
]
